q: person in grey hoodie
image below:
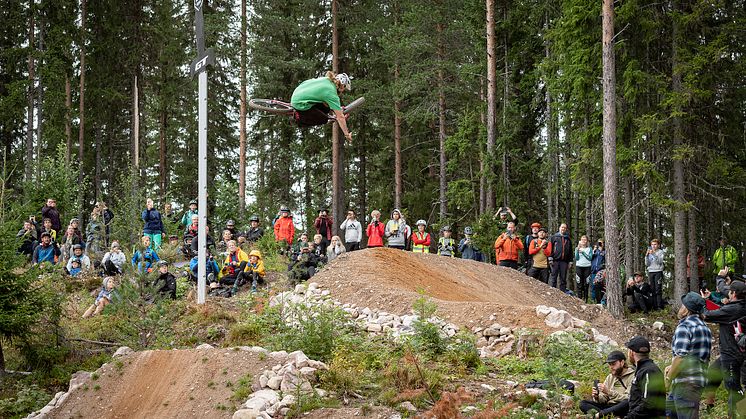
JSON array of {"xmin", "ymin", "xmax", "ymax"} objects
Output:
[
  {"xmin": 385, "ymin": 209, "xmax": 408, "ymax": 250},
  {"xmin": 339, "ymin": 209, "xmax": 363, "ymax": 252},
  {"xmin": 644, "ymin": 238, "xmax": 666, "ymax": 310}
]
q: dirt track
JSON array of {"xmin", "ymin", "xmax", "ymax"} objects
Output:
[
  {"xmin": 48, "ymin": 348, "xmax": 276, "ymax": 419},
  {"xmin": 313, "ymin": 247, "xmax": 629, "ymax": 340}
]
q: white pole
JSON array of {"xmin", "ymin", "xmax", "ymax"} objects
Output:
[{"xmin": 197, "ymin": 70, "xmax": 207, "ymax": 304}]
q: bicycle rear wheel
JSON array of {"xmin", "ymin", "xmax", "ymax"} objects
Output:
[
  {"xmin": 342, "ymin": 97, "xmax": 365, "ymax": 114},
  {"xmin": 248, "ymin": 99, "xmax": 294, "ymax": 116}
]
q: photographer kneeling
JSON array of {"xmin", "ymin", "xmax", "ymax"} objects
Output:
[{"xmin": 579, "ymin": 350, "xmax": 635, "ymax": 418}]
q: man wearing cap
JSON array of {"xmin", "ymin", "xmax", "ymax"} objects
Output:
[
  {"xmin": 625, "ymin": 272, "xmax": 654, "ymax": 313},
  {"xmin": 492, "ymin": 206, "xmax": 517, "ymax": 232},
  {"xmin": 549, "ymin": 223, "xmax": 573, "ymax": 292},
  {"xmin": 180, "ymin": 199, "xmax": 198, "ymax": 230},
  {"xmin": 579, "ymin": 350, "xmax": 635, "ymax": 417},
  {"xmin": 665, "ymin": 292, "xmax": 712, "ymax": 418},
  {"xmin": 66, "ymin": 244, "xmax": 91, "ymax": 273},
  {"xmin": 625, "ymin": 335, "xmax": 666, "ymax": 418},
  {"xmin": 245, "ymin": 215, "xmax": 264, "ymax": 243},
  {"xmin": 523, "ymin": 222, "xmax": 541, "ymax": 270},
  {"xmin": 32, "ymin": 231, "xmax": 61, "ymax": 265},
  {"xmin": 701, "ymin": 280, "xmax": 746, "ymax": 416},
  {"xmin": 527, "ymin": 227, "xmax": 553, "ymax": 283}
]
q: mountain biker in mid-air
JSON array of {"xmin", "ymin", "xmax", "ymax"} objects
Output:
[{"xmin": 291, "ymin": 71, "xmax": 353, "ymax": 142}]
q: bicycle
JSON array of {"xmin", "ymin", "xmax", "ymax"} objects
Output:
[{"xmin": 248, "ymin": 96, "xmax": 365, "ymax": 121}]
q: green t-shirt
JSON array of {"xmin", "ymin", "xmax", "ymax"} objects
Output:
[{"xmin": 291, "ymin": 77, "xmax": 342, "ymax": 111}]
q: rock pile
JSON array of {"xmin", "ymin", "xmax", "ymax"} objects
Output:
[
  {"xmin": 232, "ymin": 350, "xmax": 328, "ymax": 419},
  {"xmin": 472, "ymin": 323, "xmax": 515, "ymax": 358},
  {"xmin": 26, "ymin": 371, "xmax": 93, "ymax": 419}
]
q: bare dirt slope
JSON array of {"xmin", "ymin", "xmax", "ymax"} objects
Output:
[
  {"xmin": 48, "ymin": 348, "xmax": 275, "ymax": 419},
  {"xmin": 313, "ymin": 247, "xmax": 630, "ymax": 340}
]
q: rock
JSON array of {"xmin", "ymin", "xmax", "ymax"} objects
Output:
[
  {"xmin": 112, "ymin": 346, "xmax": 133, "ymax": 358},
  {"xmin": 195, "ymin": 343, "xmax": 214, "ymax": 350},
  {"xmin": 300, "ymin": 367, "xmax": 317, "ymax": 380},
  {"xmin": 269, "ymin": 350, "xmax": 288, "ymax": 360},
  {"xmin": 259, "ymin": 375, "xmax": 269, "ymax": 388},
  {"xmin": 536, "ymin": 305, "xmax": 554, "ymax": 317},
  {"xmin": 250, "ymin": 389, "xmax": 280, "ymax": 406},
  {"xmin": 461, "ymin": 406, "xmax": 478, "ymax": 413},
  {"xmin": 69, "ymin": 371, "xmax": 92, "ymax": 391},
  {"xmin": 367, "ymin": 323, "xmax": 383, "ymax": 332},
  {"xmin": 476, "ymin": 337, "xmax": 489, "ymax": 348},
  {"xmin": 525, "ymin": 388, "xmax": 572, "ymax": 404},
  {"xmin": 399, "ymin": 401, "xmax": 417, "ymax": 413},
  {"xmin": 279, "ymin": 394, "xmax": 296, "ymax": 407},
  {"xmin": 472, "ymin": 326, "xmax": 484, "ymax": 335},
  {"xmin": 362, "ymin": 307, "xmax": 373, "ymax": 316},
  {"xmin": 480, "ymin": 384, "xmax": 496, "ymax": 392},
  {"xmin": 233, "ymin": 408, "xmax": 261, "ymax": 419},
  {"xmin": 483, "ymin": 324, "xmax": 503, "ymax": 337},
  {"xmin": 544, "ymin": 310, "xmax": 574, "ymax": 329},
  {"xmin": 244, "ymin": 397, "xmax": 268, "ymax": 412},
  {"xmin": 294, "ymin": 284, "xmax": 306, "ymax": 294},
  {"xmin": 499, "ymin": 327, "xmax": 512, "ymax": 336},
  {"xmin": 287, "ymin": 350, "xmax": 310, "ymax": 368},
  {"xmin": 315, "ymin": 388, "xmax": 328, "ymax": 398},
  {"xmin": 308, "ymin": 282, "xmax": 318, "ymax": 291},
  {"xmin": 652, "ymin": 321, "xmax": 665, "ymax": 331},
  {"xmin": 307, "ymin": 359, "xmax": 328, "ymax": 370},
  {"xmin": 279, "ymin": 408, "xmax": 290, "ymax": 416},
  {"xmin": 571, "ymin": 318, "xmax": 588, "ymax": 328},
  {"xmin": 267, "ymin": 376, "xmax": 282, "ymax": 390}
]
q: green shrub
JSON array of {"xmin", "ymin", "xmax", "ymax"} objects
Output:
[{"xmin": 0, "ymin": 385, "xmax": 50, "ymax": 418}]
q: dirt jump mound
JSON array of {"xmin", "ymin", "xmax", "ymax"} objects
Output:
[{"xmin": 312, "ymin": 248, "xmax": 625, "ymax": 338}]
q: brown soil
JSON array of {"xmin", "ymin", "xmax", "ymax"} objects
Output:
[
  {"xmin": 48, "ymin": 348, "xmax": 277, "ymax": 419},
  {"xmin": 313, "ymin": 247, "xmax": 635, "ymax": 342}
]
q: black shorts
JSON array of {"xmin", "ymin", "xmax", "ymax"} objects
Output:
[{"xmin": 295, "ymin": 103, "xmax": 331, "ymax": 127}]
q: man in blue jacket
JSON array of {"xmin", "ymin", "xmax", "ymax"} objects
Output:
[{"xmin": 32, "ymin": 232, "xmax": 60, "ymax": 265}]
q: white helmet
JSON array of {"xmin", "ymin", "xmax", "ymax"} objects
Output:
[
  {"xmin": 335, "ymin": 73, "xmax": 352, "ymax": 91},
  {"xmin": 416, "ymin": 219, "xmax": 427, "ymax": 227}
]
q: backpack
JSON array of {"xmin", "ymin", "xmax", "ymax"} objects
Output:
[
  {"xmin": 734, "ymin": 318, "xmax": 746, "ymax": 352},
  {"xmin": 524, "ymin": 379, "xmax": 575, "ymax": 393}
]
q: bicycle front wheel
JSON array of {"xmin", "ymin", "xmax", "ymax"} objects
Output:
[{"xmin": 248, "ymin": 99, "xmax": 295, "ymax": 116}]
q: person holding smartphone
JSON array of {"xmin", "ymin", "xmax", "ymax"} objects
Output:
[{"xmin": 579, "ymin": 350, "xmax": 635, "ymax": 417}]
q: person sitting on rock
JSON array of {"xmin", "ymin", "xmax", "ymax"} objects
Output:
[
  {"xmin": 579, "ymin": 350, "xmax": 635, "ymax": 417},
  {"xmin": 59, "ymin": 225, "xmax": 81, "ymax": 264},
  {"xmin": 288, "ymin": 243, "xmax": 319, "ymax": 284},
  {"xmin": 68, "ymin": 259, "xmax": 83, "ymax": 277},
  {"xmin": 216, "ymin": 229, "xmax": 233, "ymax": 255},
  {"xmin": 39, "ymin": 217, "xmax": 57, "ymax": 243},
  {"xmin": 220, "ymin": 240, "xmax": 249, "ymax": 288},
  {"xmin": 366, "ymin": 210, "xmax": 385, "ymax": 248},
  {"xmin": 437, "ymin": 225, "xmax": 456, "ymax": 257},
  {"xmin": 153, "ymin": 260, "xmax": 177, "ymax": 299},
  {"xmin": 185, "ymin": 214, "xmax": 199, "ymax": 238},
  {"xmin": 83, "ymin": 276, "xmax": 117, "ymax": 318},
  {"xmin": 168, "ymin": 234, "xmax": 179, "ymax": 247},
  {"xmin": 17, "ymin": 220, "xmax": 38, "ymax": 257},
  {"xmin": 312, "ymin": 234, "xmax": 328, "ymax": 265},
  {"xmin": 626, "ymin": 272, "xmax": 654, "ymax": 313},
  {"xmin": 458, "ymin": 226, "xmax": 484, "ymax": 261}
]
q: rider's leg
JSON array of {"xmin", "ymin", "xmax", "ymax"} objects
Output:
[{"xmin": 296, "ymin": 104, "xmax": 331, "ymax": 127}]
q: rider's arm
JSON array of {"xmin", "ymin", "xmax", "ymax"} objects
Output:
[{"xmin": 333, "ymin": 109, "xmax": 353, "ymax": 141}]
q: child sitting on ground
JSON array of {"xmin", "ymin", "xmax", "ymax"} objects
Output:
[
  {"xmin": 234, "ymin": 249, "xmax": 266, "ymax": 294},
  {"xmin": 69, "ymin": 259, "xmax": 82, "ymax": 277},
  {"xmin": 83, "ymin": 276, "xmax": 116, "ymax": 318}
]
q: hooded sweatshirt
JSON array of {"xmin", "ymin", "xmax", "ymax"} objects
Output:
[{"xmin": 385, "ymin": 209, "xmax": 408, "ymax": 248}]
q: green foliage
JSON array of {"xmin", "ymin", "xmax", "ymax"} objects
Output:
[{"xmin": 0, "ymin": 384, "xmax": 50, "ymax": 419}]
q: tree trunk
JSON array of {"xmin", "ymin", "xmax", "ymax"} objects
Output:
[
  {"xmin": 671, "ymin": 0, "xmax": 687, "ymax": 309},
  {"xmin": 159, "ymin": 109, "xmax": 167, "ymax": 200},
  {"xmin": 65, "ymin": 75, "xmax": 72, "ymax": 165},
  {"xmin": 0, "ymin": 340, "xmax": 5, "ymax": 374},
  {"xmin": 26, "ymin": 2, "xmax": 35, "ymax": 182},
  {"xmin": 623, "ymin": 175, "xmax": 634, "ymax": 277},
  {"xmin": 437, "ymin": 23, "xmax": 447, "ymax": 220},
  {"xmin": 602, "ymin": 0, "xmax": 623, "ymax": 318},
  {"xmin": 501, "ymin": 0, "xmax": 509, "ymax": 207},
  {"xmin": 36, "ymin": 14, "xmax": 44, "ymax": 182},
  {"xmin": 358, "ymin": 119, "xmax": 367, "ymax": 242},
  {"xmin": 132, "ymin": 74, "xmax": 139, "ymax": 169},
  {"xmin": 238, "ymin": 0, "xmax": 247, "ymax": 216},
  {"xmin": 479, "ymin": 80, "xmax": 486, "ymax": 215},
  {"xmin": 78, "ymin": 0, "xmax": 86, "ymax": 192},
  {"xmin": 688, "ymin": 208, "xmax": 698, "ymax": 292},
  {"xmin": 485, "ymin": 0, "xmax": 496, "ymax": 212},
  {"xmin": 331, "ymin": 0, "xmax": 344, "ymax": 235},
  {"xmin": 394, "ymin": 67, "xmax": 402, "ymax": 209},
  {"xmin": 94, "ymin": 125, "xmax": 101, "ymax": 200}
]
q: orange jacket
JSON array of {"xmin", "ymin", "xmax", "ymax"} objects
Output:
[
  {"xmin": 494, "ymin": 233, "xmax": 524, "ymax": 262},
  {"xmin": 366, "ymin": 221, "xmax": 385, "ymax": 247},
  {"xmin": 528, "ymin": 238, "xmax": 553, "ymax": 268},
  {"xmin": 274, "ymin": 216, "xmax": 295, "ymax": 244}
]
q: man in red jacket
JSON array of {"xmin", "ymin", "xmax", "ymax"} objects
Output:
[
  {"xmin": 274, "ymin": 206, "xmax": 295, "ymax": 249},
  {"xmin": 494, "ymin": 221, "xmax": 524, "ymax": 269},
  {"xmin": 366, "ymin": 210, "xmax": 385, "ymax": 248}
]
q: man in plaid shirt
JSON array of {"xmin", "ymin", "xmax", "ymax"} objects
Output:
[{"xmin": 665, "ymin": 292, "xmax": 712, "ymax": 419}]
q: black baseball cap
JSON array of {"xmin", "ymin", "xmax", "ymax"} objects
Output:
[
  {"xmin": 729, "ymin": 281, "xmax": 746, "ymax": 294},
  {"xmin": 681, "ymin": 292, "xmax": 706, "ymax": 314},
  {"xmin": 605, "ymin": 350, "xmax": 626, "ymax": 363},
  {"xmin": 625, "ymin": 336, "xmax": 651, "ymax": 353}
]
